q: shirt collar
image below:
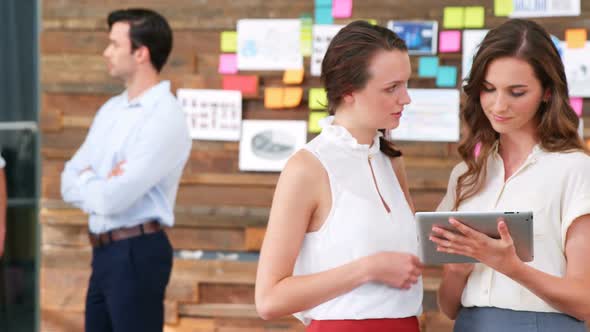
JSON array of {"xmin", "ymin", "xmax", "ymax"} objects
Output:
[
  {"xmin": 490, "ymin": 140, "xmax": 544, "ymax": 164},
  {"xmin": 319, "ymin": 116, "xmax": 383, "ymax": 158},
  {"xmin": 122, "ymin": 80, "xmax": 171, "ymax": 109}
]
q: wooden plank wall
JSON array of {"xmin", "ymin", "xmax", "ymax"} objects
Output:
[{"xmin": 40, "ymin": 1, "xmax": 590, "ymax": 331}]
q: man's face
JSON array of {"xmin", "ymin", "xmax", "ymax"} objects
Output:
[{"xmin": 103, "ymin": 22, "xmax": 137, "ymax": 80}]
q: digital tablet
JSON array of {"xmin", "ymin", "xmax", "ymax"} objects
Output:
[{"xmin": 416, "ymin": 211, "xmax": 534, "ymax": 265}]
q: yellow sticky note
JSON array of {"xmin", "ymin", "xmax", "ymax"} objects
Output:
[
  {"xmin": 301, "ymin": 39, "xmax": 313, "ymax": 57},
  {"xmin": 443, "ymin": 7, "xmax": 465, "ymax": 29},
  {"xmin": 566, "ymin": 29, "xmax": 587, "ymax": 49},
  {"xmin": 309, "ymin": 88, "xmax": 328, "ymax": 110},
  {"xmin": 301, "ymin": 30, "xmax": 313, "ymax": 56},
  {"xmin": 494, "ymin": 0, "xmax": 514, "ymax": 17},
  {"xmin": 308, "ymin": 112, "xmax": 329, "ymax": 134},
  {"xmin": 464, "ymin": 6, "xmax": 485, "ymax": 28},
  {"xmin": 283, "ymin": 88, "xmax": 303, "ymax": 108},
  {"xmin": 264, "ymin": 88, "xmax": 284, "ymax": 109},
  {"xmin": 220, "ymin": 31, "xmax": 237, "ymax": 53},
  {"xmin": 283, "ymin": 69, "xmax": 305, "ymax": 85}
]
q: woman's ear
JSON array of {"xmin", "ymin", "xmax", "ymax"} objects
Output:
[{"xmin": 342, "ymin": 93, "xmax": 354, "ymax": 105}]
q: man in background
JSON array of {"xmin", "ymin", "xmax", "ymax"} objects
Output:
[{"xmin": 60, "ymin": 8, "xmax": 191, "ymax": 332}]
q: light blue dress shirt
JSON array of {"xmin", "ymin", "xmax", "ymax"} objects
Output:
[{"xmin": 61, "ymin": 81, "xmax": 191, "ymax": 234}]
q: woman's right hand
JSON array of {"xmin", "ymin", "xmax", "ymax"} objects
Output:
[{"xmin": 364, "ymin": 252, "xmax": 423, "ymax": 289}]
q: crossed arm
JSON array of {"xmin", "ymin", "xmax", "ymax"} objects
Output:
[{"xmin": 61, "ymin": 111, "xmax": 190, "ymax": 216}]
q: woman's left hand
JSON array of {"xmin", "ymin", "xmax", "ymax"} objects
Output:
[{"xmin": 429, "ymin": 218, "xmax": 523, "ymax": 276}]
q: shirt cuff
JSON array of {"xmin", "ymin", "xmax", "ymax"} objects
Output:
[{"xmin": 561, "ymin": 195, "xmax": 590, "ymax": 248}]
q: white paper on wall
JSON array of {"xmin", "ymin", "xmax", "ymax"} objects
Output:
[
  {"xmin": 561, "ymin": 41, "xmax": 590, "ymax": 97},
  {"xmin": 177, "ymin": 89, "xmax": 242, "ymax": 141},
  {"xmin": 237, "ymin": 19, "xmax": 303, "ymax": 71},
  {"xmin": 510, "ymin": 0, "xmax": 580, "ymax": 18},
  {"xmin": 239, "ymin": 120, "xmax": 307, "ymax": 172},
  {"xmin": 311, "ymin": 24, "xmax": 344, "ymax": 77},
  {"xmin": 462, "ymin": 30, "xmax": 489, "ymax": 81},
  {"xmin": 390, "ymin": 89, "xmax": 460, "ymax": 142}
]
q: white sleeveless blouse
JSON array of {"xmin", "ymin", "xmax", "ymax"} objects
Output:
[{"xmin": 293, "ymin": 117, "xmax": 423, "ymax": 325}]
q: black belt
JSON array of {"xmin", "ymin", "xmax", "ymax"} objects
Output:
[{"xmin": 88, "ymin": 220, "xmax": 161, "ymax": 248}]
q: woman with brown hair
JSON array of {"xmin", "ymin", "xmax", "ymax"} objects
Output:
[
  {"xmin": 255, "ymin": 21, "xmax": 423, "ymax": 331},
  {"xmin": 433, "ymin": 19, "xmax": 590, "ymax": 331}
]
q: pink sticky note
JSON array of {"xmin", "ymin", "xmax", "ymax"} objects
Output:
[
  {"xmin": 474, "ymin": 141, "xmax": 482, "ymax": 158},
  {"xmin": 439, "ymin": 30, "xmax": 462, "ymax": 53},
  {"xmin": 332, "ymin": 0, "xmax": 353, "ymax": 18},
  {"xmin": 218, "ymin": 54, "xmax": 238, "ymax": 74},
  {"xmin": 570, "ymin": 97, "xmax": 583, "ymax": 117}
]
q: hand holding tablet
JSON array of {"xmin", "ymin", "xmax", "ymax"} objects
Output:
[{"xmin": 416, "ymin": 211, "xmax": 534, "ymax": 266}]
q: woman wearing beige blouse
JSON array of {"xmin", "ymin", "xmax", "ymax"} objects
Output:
[{"xmin": 433, "ymin": 19, "xmax": 590, "ymax": 331}]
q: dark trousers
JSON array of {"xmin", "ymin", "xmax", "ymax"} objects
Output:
[{"xmin": 85, "ymin": 230, "xmax": 173, "ymax": 332}]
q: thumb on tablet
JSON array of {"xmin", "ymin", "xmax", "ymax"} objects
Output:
[{"xmin": 497, "ymin": 219, "xmax": 512, "ymax": 242}]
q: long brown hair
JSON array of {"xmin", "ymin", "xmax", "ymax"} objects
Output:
[
  {"xmin": 454, "ymin": 19, "xmax": 588, "ymax": 210},
  {"xmin": 321, "ymin": 20, "xmax": 408, "ymax": 158}
]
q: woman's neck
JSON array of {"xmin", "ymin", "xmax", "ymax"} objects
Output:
[{"xmin": 498, "ymin": 132, "xmax": 538, "ymax": 179}]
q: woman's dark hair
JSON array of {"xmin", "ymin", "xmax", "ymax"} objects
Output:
[
  {"xmin": 321, "ymin": 20, "xmax": 408, "ymax": 158},
  {"xmin": 107, "ymin": 8, "xmax": 173, "ymax": 72},
  {"xmin": 454, "ymin": 19, "xmax": 588, "ymax": 210}
]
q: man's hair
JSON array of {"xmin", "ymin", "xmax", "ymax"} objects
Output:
[{"xmin": 107, "ymin": 8, "xmax": 173, "ymax": 72}]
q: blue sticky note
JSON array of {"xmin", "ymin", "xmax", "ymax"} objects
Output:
[
  {"xmin": 551, "ymin": 34, "xmax": 563, "ymax": 56},
  {"xmin": 436, "ymin": 66, "xmax": 457, "ymax": 87},
  {"xmin": 418, "ymin": 56, "xmax": 439, "ymax": 78},
  {"xmin": 315, "ymin": 7, "xmax": 334, "ymax": 25},
  {"xmin": 315, "ymin": 0, "xmax": 332, "ymax": 6}
]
